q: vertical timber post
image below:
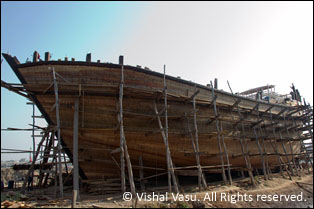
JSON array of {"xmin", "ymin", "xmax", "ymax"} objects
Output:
[
  {"xmin": 21, "ymin": 131, "xmax": 49, "ymax": 193},
  {"xmin": 210, "ymin": 81, "xmax": 227, "ymax": 184},
  {"xmin": 52, "ymin": 67, "xmax": 64, "ymax": 197},
  {"xmin": 32, "ymin": 103, "xmax": 35, "ymax": 188},
  {"xmin": 163, "ymin": 65, "xmax": 172, "ymax": 193},
  {"xmin": 119, "ymin": 56, "xmax": 136, "ymax": 200},
  {"xmin": 154, "ymin": 102, "xmax": 179, "ymax": 193},
  {"xmin": 72, "ymin": 98, "xmax": 80, "ymax": 207},
  {"xmin": 191, "ymin": 88, "xmax": 207, "ymax": 190},
  {"xmin": 253, "ymin": 127, "xmax": 268, "ymax": 181},
  {"xmin": 119, "ymin": 56, "xmax": 126, "ymax": 194},
  {"xmin": 227, "ymin": 81, "xmax": 256, "ymax": 187},
  {"xmin": 282, "ymin": 112, "xmax": 300, "ymax": 177},
  {"xmin": 219, "ymin": 121, "xmax": 232, "ymax": 185}
]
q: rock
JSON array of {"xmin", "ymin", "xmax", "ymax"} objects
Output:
[
  {"xmin": 27, "ymin": 196, "xmax": 37, "ymax": 201},
  {"xmin": 7, "ymin": 191, "xmax": 16, "ymax": 197},
  {"xmin": 19, "ymin": 194, "xmax": 29, "ymax": 201},
  {"xmin": 192, "ymin": 200, "xmax": 205, "ymax": 208},
  {"xmin": 37, "ymin": 195, "xmax": 52, "ymax": 201}
]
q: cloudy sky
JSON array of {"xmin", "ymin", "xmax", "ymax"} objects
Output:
[{"xmin": 1, "ymin": 1, "xmax": 313, "ymax": 161}]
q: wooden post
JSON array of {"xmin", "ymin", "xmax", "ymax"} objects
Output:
[
  {"xmin": 255, "ymin": 168, "xmax": 260, "ymax": 176},
  {"xmin": 219, "ymin": 121, "xmax": 233, "ymax": 185},
  {"xmin": 53, "ymin": 132, "xmax": 57, "ymax": 198},
  {"xmin": 154, "ymin": 102, "xmax": 179, "ymax": 193},
  {"xmin": 227, "ymin": 81, "xmax": 256, "ymax": 187},
  {"xmin": 21, "ymin": 130, "xmax": 48, "ymax": 193},
  {"xmin": 279, "ymin": 131, "xmax": 295, "ymax": 176},
  {"xmin": 282, "ymin": 113, "xmax": 300, "ymax": 177},
  {"xmin": 119, "ymin": 55, "xmax": 124, "ymax": 65},
  {"xmin": 254, "ymin": 107, "xmax": 272, "ymax": 180},
  {"xmin": 210, "ymin": 82, "xmax": 227, "ymax": 184},
  {"xmin": 185, "ymin": 114, "xmax": 207, "ymax": 190},
  {"xmin": 123, "ymin": 140, "xmax": 136, "ymax": 196},
  {"xmin": 86, "ymin": 53, "xmax": 91, "ymax": 62},
  {"xmin": 119, "ymin": 58, "xmax": 136, "ymax": 198},
  {"xmin": 72, "ymin": 98, "xmax": 80, "ymax": 206},
  {"xmin": 163, "ymin": 65, "xmax": 172, "ymax": 193},
  {"xmin": 268, "ymin": 108, "xmax": 293, "ymax": 179},
  {"xmin": 191, "ymin": 89, "xmax": 207, "ymax": 189},
  {"xmin": 253, "ymin": 127, "xmax": 268, "ymax": 181},
  {"xmin": 241, "ymin": 169, "xmax": 245, "ymax": 179},
  {"xmin": 72, "ymin": 190, "xmax": 78, "ymax": 208},
  {"xmin": 45, "ymin": 52, "xmax": 50, "ymax": 61},
  {"xmin": 32, "ymin": 103, "xmax": 35, "ymax": 189},
  {"xmin": 33, "ymin": 51, "xmax": 39, "ymax": 62},
  {"xmin": 39, "ymin": 132, "xmax": 54, "ymax": 188},
  {"xmin": 214, "ymin": 78, "xmax": 218, "ymax": 89},
  {"xmin": 261, "ymin": 136, "xmax": 271, "ymax": 180},
  {"xmin": 52, "ymin": 67, "xmax": 64, "ymax": 197},
  {"xmin": 119, "ymin": 63, "xmax": 126, "ymax": 194},
  {"xmin": 240, "ymin": 124, "xmax": 256, "ymax": 186},
  {"xmin": 303, "ymin": 100, "xmax": 313, "ymax": 170}
]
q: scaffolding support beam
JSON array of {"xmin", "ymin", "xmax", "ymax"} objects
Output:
[
  {"xmin": 227, "ymin": 81, "xmax": 256, "ymax": 187},
  {"xmin": 118, "ymin": 57, "xmax": 136, "ymax": 198},
  {"xmin": 210, "ymin": 81, "xmax": 228, "ymax": 185},
  {"xmin": 191, "ymin": 87, "xmax": 207, "ymax": 190},
  {"xmin": 52, "ymin": 67, "xmax": 64, "ymax": 197},
  {"xmin": 72, "ymin": 98, "xmax": 80, "ymax": 207}
]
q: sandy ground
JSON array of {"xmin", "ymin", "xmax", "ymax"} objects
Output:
[{"xmin": 1, "ymin": 173, "xmax": 313, "ymax": 208}]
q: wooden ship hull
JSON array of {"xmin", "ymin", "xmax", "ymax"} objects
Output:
[{"xmin": 3, "ymin": 52, "xmax": 311, "ymax": 182}]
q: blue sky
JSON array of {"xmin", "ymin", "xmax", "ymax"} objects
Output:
[
  {"xmin": 1, "ymin": 1, "xmax": 313, "ymax": 161},
  {"xmin": 1, "ymin": 1, "xmax": 150, "ymax": 161}
]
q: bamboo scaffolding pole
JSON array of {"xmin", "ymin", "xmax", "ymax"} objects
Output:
[
  {"xmin": 21, "ymin": 130, "xmax": 49, "ymax": 193},
  {"xmin": 282, "ymin": 109, "xmax": 300, "ymax": 177},
  {"xmin": 119, "ymin": 58, "xmax": 136, "ymax": 197},
  {"xmin": 253, "ymin": 104, "xmax": 271, "ymax": 180},
  {"xmin": 163, "ymin": 65, "xmax": 172, "ymax": 193},
  {"xmin": 227, "ymin": 81, "xmax": 256, "ymax": 187},
  {"xmin": 191, "ymin": 88, "xmax": 207, "ymax": 190},
  {"xmin": 154, "ymin": 101, "xmax": 179, "ymax": 193},
  {"xmin": 72, "ymin": 98, "xmax": 80, "ymax": 206},
  {"xmin": 210, "ymin": 82, "xmax": 227, "ymax": 184},
  {"xmin": 52, "ymin": 67, "xmax": 64, "ymax": 197}
]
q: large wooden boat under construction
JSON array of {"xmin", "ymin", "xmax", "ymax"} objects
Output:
[{"xmin": 2, "ymin": 51, "xmax": 313, "ymax": 192}]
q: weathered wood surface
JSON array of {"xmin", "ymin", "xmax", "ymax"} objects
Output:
[{"xmin": 12, "ymin": 63, "xmax": 306, "ymax": 180}]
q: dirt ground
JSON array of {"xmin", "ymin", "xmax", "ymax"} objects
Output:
[{"xmin": 1, "ymin": 173, "xmax": 313, "ymax": 208}]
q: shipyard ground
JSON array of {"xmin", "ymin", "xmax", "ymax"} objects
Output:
[{"xmin": 1, "ymin": 173, "xmax": 313, "ymax": 208}]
